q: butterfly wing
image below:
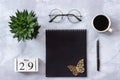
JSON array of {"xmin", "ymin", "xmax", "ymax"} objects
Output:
[
  {"xmin": 67, "ymin": 59, "xmax": 85, "ymax": 76},
  {"xmin": 67, "ymin": 65, "xmax": 79, "ymax": 76},
  {"xmin": 76, "ymin": 59, "xmax": 85, "ymax": 73}
]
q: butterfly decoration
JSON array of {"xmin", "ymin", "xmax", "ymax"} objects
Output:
[{"xmin": 67, "ymin": 59, "xmax": 85, "ymax": 76}]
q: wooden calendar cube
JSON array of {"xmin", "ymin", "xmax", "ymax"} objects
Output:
[
  {"xmin": 15, "ymin": 58, "xmax": 38, "ymax": 72},
  {"xmin": 17, "ymin": 58, "xmax": 26, "ymax": 72}
]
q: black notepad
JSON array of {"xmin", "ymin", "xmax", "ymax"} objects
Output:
[{"xmin": 46, "ymin": 30, "xmax": 87, "ymax": 77}]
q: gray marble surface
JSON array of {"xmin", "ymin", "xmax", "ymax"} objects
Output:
[{"xmin": 0, "ymin": 0, "xmax": 120, "ymax": 80}]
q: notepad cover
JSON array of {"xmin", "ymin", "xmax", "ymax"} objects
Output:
[{"xmin": 46, "ymin": 30, "xmax": 87, "ymax": 77}]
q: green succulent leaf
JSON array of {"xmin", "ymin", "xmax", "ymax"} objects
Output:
[{"xmin": 9, "ymin": 9, "xmax": 40, "ymax": 42}]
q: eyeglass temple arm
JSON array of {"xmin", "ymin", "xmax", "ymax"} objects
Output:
[
  {"xmin": 49, "ymin": 15, "xmax": 60, "ymax": 22},
  {"xmin": 70, "ymin": 14, "xmax": 82, "ymax": 21},
  {"xmin": 49, "ymin": 14, "xmax": 82, "ymax": 22}
]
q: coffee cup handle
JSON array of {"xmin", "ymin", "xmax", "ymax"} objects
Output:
[{"xmin": 108, "ymin": 28, "xmax": 112, "ymax": 32}]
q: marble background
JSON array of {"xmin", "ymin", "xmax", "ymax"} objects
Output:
[{"xmin": 0, "ymin": 0, "xmax": 120, "ymax": 80}]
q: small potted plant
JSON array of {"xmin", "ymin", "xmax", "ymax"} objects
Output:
[{"xmin": 9, "ymin": 10, "xmax": 40, "ymax": 42}]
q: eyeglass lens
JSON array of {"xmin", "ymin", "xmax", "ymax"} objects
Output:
[
  {"xmin": 68, "ymin": 9, "xmax": 82, "ymax": 23},
  {"xmin": 49, "ymin": 9, "xmax": 63, "ymax": 23}
]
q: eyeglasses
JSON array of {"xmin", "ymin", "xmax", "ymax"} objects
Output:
[{"xmin": 49, "ymin": 9, "xmax": 82, "ymax": 23}]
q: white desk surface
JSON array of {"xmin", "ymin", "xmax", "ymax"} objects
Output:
[{"xmin": 0, "ymin": 0, "xmax": 120, "ymax": 80}]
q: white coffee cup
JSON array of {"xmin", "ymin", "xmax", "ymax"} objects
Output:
[{"xmin": 92, "ymin": 14, "xmax": 112, "ymax": 32}]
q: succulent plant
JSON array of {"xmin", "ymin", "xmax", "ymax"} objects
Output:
[{"xmin": 9, "ymin": 10, "xmax": 40, "ymax": 42}]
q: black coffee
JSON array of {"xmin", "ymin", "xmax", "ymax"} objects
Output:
[{"xmin": 93, "ymin": 15, "xmax": 109, "ymax": 31}]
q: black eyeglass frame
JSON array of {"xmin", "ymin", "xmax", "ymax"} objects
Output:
[{"xmin": 49, "ymin": 9, "xmax": 82, "ymax": 23}]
